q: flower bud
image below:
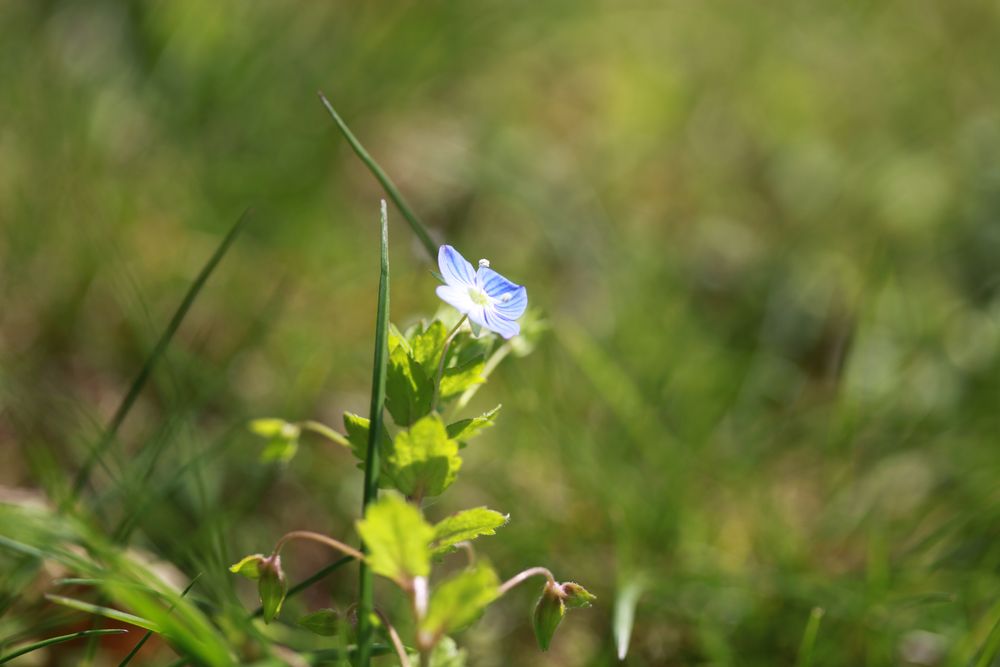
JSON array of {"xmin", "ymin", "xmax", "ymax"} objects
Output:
[
  {"xmin": 532, "ymin": 580, "xmax": 565, "ymax": 651},
  {"xmin": 258, "ymin": 555, "xmax": 287, "ymax": 623}
]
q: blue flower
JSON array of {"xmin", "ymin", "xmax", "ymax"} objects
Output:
[{"xmin": 435, "ymin": 245, "xmax": 527, "ymax": 339}]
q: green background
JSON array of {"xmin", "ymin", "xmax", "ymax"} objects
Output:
[{"xmin": 2, "ymin": 1, "xmax": 1000, "ymax": 665}]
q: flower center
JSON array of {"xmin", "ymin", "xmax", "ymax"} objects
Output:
[{"xmin": 468, "ymin": 287, "xmax": 490, "ymax": 306}]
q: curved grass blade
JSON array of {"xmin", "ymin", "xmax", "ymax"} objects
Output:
[
  {"xmin": 613, "ymin": 577, "xmax": 645, "ymax": 660},
  {"xmin": 795, "ymin": 607, "xmax": 825, "ymax": 667},
  {"xmin": 356, "ymin": 200, "xmax": 391, "ymax": 667},
  {"xmin": 317, "ymin": 92, "xmax": 437, "ymax": 262},
  {"xmin": 44, "ymin": 595, "xmax": 161, "ymax": 633},
  {"xmin": 117, "ymin": 577, "xmax": 200, "ymax": 666},
  {"xmin": 70, "ymin": 209, "xmax": 253, "ymax": 500},
  {"xmin": 0, "ymin": 629, "xmax": 128, "ymax": 664}
]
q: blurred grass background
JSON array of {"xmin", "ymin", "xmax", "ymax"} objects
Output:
[{"xmin": 2, "ymin": 0, "xmax": 1000, "ymax": 665}]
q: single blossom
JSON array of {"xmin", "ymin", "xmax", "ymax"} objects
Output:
[{"xmin": 435, "ymin": 245, "xmax": 527, "ymax": 339}]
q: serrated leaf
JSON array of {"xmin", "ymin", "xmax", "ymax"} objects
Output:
[
  {"xmin": 229, "ymin": 554, "xmax": 267, "ymax": 580},
  {"xmin": 298, "ymin": 608, "xmax": 340, "ymax": 636},
  {"xmin": 385, "ymin": 345, "xmax": 434, "ymax": 426},
  {"xmin": 356, "ymin": 495, "xmax": 433, "ymax": 586},
  {"xmin": 431, "ymin": 508, "xmax": 508, "ymax": 557},
  {"xmin": 343, "ymin": 412, "xmax": 391, "ymax": 462},
  {"xmin": 422, "ymin": 562, "xmax": 499, "ymax": 637},
  {"xmin": 385, "ymin": 414, "xmax": 461, "ymax": 498},
  {"xmin": 532, "ymin": 583, "xmax": 564, "ymax": 651},
  {"xmin": 446, "ymin": 405, "xmax": 501, "ymax": 443},
  {"xmin": 439, "ymin": 357, "xmax": 485, "ymax": 400},
  {"xmin": 410, "ymin": 320, "xmax": 448, "ymax": 373}
]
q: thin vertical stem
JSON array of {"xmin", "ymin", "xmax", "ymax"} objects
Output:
[
  {"xmin": 357, "ymin": 200, "xmax": 391, "ymax": 667},
  {"xmin": 431, "ymin": 315, "xmax": 468, "ymax": 410}
]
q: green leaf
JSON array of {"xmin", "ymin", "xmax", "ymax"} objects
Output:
[
  {"xmin": 356, "ymin": 495, "xmax": 433, "ymax": 586},
  {"xmin": 422, "ymin": 562, "xmax": 499, "ymax": 637},
  {"xmin": 410, "ymin": 320, "xmax": 448, "ymax": 373},
  {"xmin": 428, "ymin": 636, "xmax": 468, "ymax": 667},
  {"xmin": 385, "ymin": 414, "xmax": 461, "ymax": 498},
  {"xmin": 298, "ymin": 608, "xmax": 341, "ymax": 636},
  {"xmin": 249, "ymin": 418, "xmax": 298, "ymax": 439},
  {"xmin": 532, "ymin": 583, "xmax": 564, "ymax": 651},
  {"xmin": 439, "ymin": 357, "xmax": 485, "ymax": 400},
  {"xmin": 259, "ymin": 557, "xmax": 287, "ymax": 623},
  {"xmin": 229, "ymin": 554, "xmax": 267, "ymax": 580},
  {"xmin": 446, "ymin": 405, "xmax": 501, "ymax": 443},
  {"xmin": 385, "ymin": 344, "xmax": 434, "ymax": 426},
  {"xmin": 261, "ymin": 437, "xmax": 299, "ymax": 463},
  {"xmin": 250, "ymin": 419, "xmax": 301, "ymax": 463},
  {"xmin": 431, "ymin": 508, "xmax": 508, "ymax": 557},
  {"xmin": 344, "ymin": 412, "xmax": 391, "ymax": 462}
]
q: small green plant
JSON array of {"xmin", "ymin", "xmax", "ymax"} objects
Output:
[{"xmin": 233, "ymin": 206, "xmax": 592, "ymax": 666}]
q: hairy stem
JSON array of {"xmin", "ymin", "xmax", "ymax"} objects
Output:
[
  {"xmin": 498, "ymin": 567, "xmax": 556, "ymax": 597},
  {"xmin": 374, "ymin": 609, "xmax": 413, "ymax": 667},
  {"xmin": 272, "ymin": 531, "xmax": 363, "ymax": 561},
  {"xmin": 299, "ymin": 420, "xmax": 350, "ymax": 448}
]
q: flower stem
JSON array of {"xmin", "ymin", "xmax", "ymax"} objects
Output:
[
  {"xmin": 498, "ymin": 567, "xmax": 556, "ymax": 597},
  {"xmin": 299, "ymin": 420, "xmax": 350, "ymax": 448},
  {"xmin": 373, "ymin": 609, "xmax": 412, "ymax": 667},
  {"xmin": 431, "ymin": 315, "xmax": 468, "ymax": 410},
  {"xmin": 272, "ymin": 531, "xmax": 364, "ymax": 561}
]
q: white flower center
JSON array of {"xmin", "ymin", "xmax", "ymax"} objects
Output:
[{"xmin": 468, "ymin": 287, "xmax": 490, "ymax": 306}]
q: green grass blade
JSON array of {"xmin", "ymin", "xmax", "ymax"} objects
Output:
[
  {"xmin": 317, "ymin": 92, "xmax": 437, "ymax": 262},
  {"xmin": 974, "ymin": 608, "xmax": 1000, "ymax": 667},
  {"xmin": 613, "ymin": 578, "xmax": 645, "ymax": 660},
  {"xmin": 0, "ymin": 629, "xmax": 128, "ymax": 664},
  {"xmin": 795, "ymin": 607, "xmax": 825, "ymax": 667},
  {"xmin": 356, "ymin": 200, "xmax": 391, "ymax": 667},
  {"xmin": 70, "ymin": 209, "xmax": 253, "ymax": 500},
  {"xmin": 44, "ymin": 594, "xmax": 162, "ymax": 633},
  {"xmin": 116, "ymin": 577, "xmax": 200, "ymax": 667}
]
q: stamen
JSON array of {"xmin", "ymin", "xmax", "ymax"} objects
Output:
[
  {"xmin": 478, "ymin": 258, "xmax": 490, "ymax": 268},
  {"xmin": 501, "ymin": 293, "xmax": 513, "ymax": 303}
]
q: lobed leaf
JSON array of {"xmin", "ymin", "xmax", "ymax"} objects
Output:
[
  {"xmin": 446, "ymin": 405, "xmax": 501, "ymax": 443},
  {"xmin": 385, "ymin": 344, "xmax": 434, "ymax": 427},
  {"xmin": 385, "ymin": 414, "xmax": 461, "ymax": 498},
  {"xmin": 439, "ymin": 357, "xmax": 485, "ymax": 400},
  {"xmin": 356, "ymin": 495, "xmax": 434, "ymax": 586},
  {"xmin": 422, "ymin": 562, "xmax": 499, "ymax": 638},
  {"xmin": 431, "ymin": 508, "xmax": 508, "ymax": 557}
]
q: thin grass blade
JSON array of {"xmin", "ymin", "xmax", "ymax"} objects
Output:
[
  {"xmin": 317, "ymin": 92, "xmax": 437, "ymax": 262},
  {"xmin": 356, "ymin": 200, "xmax": 391, "ymax": 667},
  {"xmin": 613, "ymin": 577, "xmax": 645, "ymax": 660},
  {"xmin": 795, "ymin": 607, "xmax": 825, "ymax": 667},
  {"xmin": 0, "ymin": 629, "xmax": 128, "ymax": 664},
  {"xmin": 44, "ymin": 595, "xmax": 161, "ymax": 633},
  {"xmin": 70, "ymin": 209, "xmax": 252, "ymax": 500}
]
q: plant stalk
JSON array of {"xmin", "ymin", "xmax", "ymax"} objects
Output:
[{"xmin": 357, "ymin": 201, "xmax": 391, "ymax": 667}]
